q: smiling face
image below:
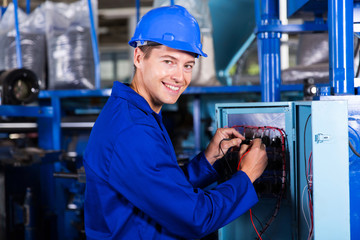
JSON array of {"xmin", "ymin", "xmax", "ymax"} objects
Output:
[{"xmin": 131, "ymin": 45, "xmax": 195, "ymax": 113}]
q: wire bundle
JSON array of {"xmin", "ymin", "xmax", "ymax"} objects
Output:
[
  {"xmin": 303, "ymin": 115, "xmax": 314, "ymax": 240},
  {"xmin": 232, "ymin": 125, "xmax": 288, "ymax": 240}
]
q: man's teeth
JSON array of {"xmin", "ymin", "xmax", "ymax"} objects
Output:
[{"xmin": 165, "ymin": 84, "xmax": 179, "ymax": 91}]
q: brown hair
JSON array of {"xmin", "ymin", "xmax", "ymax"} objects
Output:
[{"xmin": 133, "ymin": 42, "xmax": 162, "ymax": 73}]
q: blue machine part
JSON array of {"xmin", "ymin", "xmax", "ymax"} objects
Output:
[
  {"xmin": 321, "ymin": 95, "xmax": 360, "ymax": 239},
  {"xmin": 310, "ymin": 101, "xmax": 350, "ymax": 239},
  {"xmin": 215, "ymin": 100, "xmax": 350, "ymax": 239},
  {"xmin": 255, "ymin": 0, "xmax": 281, "ymax": 102},
  {"xmin": 287, "ymin": 0, "xmax": 327, "ymax": 18},
  {"xmin": 328, "ymin": 0, "xmax": 354, "ymax": 95},
  {"xmin": 87, "ymin": 0, "xmax": 100, "ymax": 89},
  {"xmin": 13, "ymin": 0, "xmax": 23, "ymax": 68}
]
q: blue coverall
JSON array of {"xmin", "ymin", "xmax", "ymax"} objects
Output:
[{"xmin": 84, "ymin": 81, "xmax": 258, "ymax": 239}]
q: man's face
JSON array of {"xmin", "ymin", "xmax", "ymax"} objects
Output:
[{"xmin": 133, "ymin": 45, "xmax": 195, "ymax": 113}]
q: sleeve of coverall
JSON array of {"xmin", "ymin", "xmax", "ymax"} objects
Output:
[
  {"xmin": 182, "ymin": 151, "xmax": 219, "ymax": 189},
  {"xmin": 108, "ymin": 125, "xmax": 258, "ymax": 239}
]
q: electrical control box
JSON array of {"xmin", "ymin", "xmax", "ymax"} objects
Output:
[{"xmin": 215, "ymin": 101, "xmax": 350, "ymax": 240}]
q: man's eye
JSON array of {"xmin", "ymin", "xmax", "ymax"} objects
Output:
[
  {"xmin": 164, "ymin": 60, "xmax": 172, "ymax": 64},
  {"xmin": 185, "ymin": 65, "xmax": 193, "ymax": 69}
]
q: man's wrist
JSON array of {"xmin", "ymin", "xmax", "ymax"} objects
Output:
[{"xmin": 204, "ymin": 150, "xmax": 217, "ymax": 165}]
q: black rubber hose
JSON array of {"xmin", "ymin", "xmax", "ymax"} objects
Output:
[{"xmin": 349, "ymin": 141, "xmax": 360, "ymax": 158}]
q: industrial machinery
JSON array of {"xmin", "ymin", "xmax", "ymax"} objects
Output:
[
  {"xmin": 224, "ymin": 0, "xmax": 360, "ymax": 239},
  {"xmin": 0, "ymin": 0, "xmax": 359, "ymax": 240},
  {"xmin": 216, "ymin": 101, "xmax": 350, "ymax": 239},
  {"xmin": 0, "ymin": 68, "xmax": 40, "ymax": 105}
]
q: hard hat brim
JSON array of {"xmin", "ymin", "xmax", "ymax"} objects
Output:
[{"xmin": 129, "ymin": 39, "xmax": 208, "ymax": 58}]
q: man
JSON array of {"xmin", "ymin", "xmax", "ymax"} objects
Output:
[{"xmin": 84, "ymin": 5, "xmax": 267, "ymax": 240}]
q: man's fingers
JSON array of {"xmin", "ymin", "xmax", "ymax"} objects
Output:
[
  {"xmin": 239, "ymin": 143, "xmax": 250, "ymax": 156},
  {"xmin": 220, "ymin": 128, "xmax": 245, "ymax": 140},
  {"xmin": 251, "ymin": 138, "xmax": 262, "ymax": 147},
  {"xmin": 220, "ymin": 138, "xmax": 242, "ymax": 151}
]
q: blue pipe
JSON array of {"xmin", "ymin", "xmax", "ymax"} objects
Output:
[
  {"xmin": 136, "ymin": 0, "xmax": 140, "ymax": 23},
  {"xmin": 13, "ymin": 0, "xmax": 23, "ymax": 68},
  {"xmin": 26, "ymin": 0, "xmax": 31, "ymax": 14},
  {"xmin": 170, "ymin": 0, "xmax": 175, "ymax": 6},
  {"xmin": 328, "ymin": 0, "xmax": 354, "ymax": 95},
  {"xmin": 256, "ymin": 0, "xmax": 281, "ymax": 102},
  {"xmin": 193, "ymin": 96, "xmax": 201, "ymax": 153},
  {"xmin": 87, "ymin": 0, "xmax": 100, "ymax": 89},
  {"xmin": 254, "ymin": 0, "xmax": 261, "ymax": 26}
]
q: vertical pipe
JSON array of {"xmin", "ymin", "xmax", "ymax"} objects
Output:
[
  {"xmin": 193, "ymin": 95, "xmax": 201, "ymax": 153},
  {"xmin": 170, "ymin": 0, "xmax": 175, "ymax": 6},
  {"xmin": 26, "ymin": 0, "xmax": 30, "ymax": 14},
  {"xmin": 328, "ymin": 0, "xmax": 354, "ymax": 95},
  {"xmin": 136, "ymin": 0, "xmax": 140, "ymax": 23},
  {"xmin": 87, "ymin": 0, "xmax": 100, "ymax": 89},
  {"xmin": 256, "ymin": 0, "xmax": 281, "ymax": 102},
  {"xmin": 13, "ymin": 0, "xmax": 23, "ymax": 68}
]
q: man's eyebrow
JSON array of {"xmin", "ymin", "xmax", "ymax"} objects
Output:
[
  {"xmin": 160, "ymin": 55, "xmax": 195, "ymax": 64},
  {"xmin": 160, "ymin": 55, "xmax": 177, "ymax": 60}
]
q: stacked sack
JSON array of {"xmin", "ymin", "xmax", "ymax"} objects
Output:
[{"xmin": 0, "ymin": 0, "xmax": 97, "ymax": 90}]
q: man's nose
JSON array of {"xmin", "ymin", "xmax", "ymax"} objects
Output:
[{"xmin": 171, "ymin": 65, "xmax": 184, "ymax": 82}]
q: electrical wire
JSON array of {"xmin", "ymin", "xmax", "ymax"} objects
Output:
[
  {"xmin": 233, "ymin": 125, "xmax": 287, "ymax": 239},
  {"xmin": 349, "ymin": 140, "xmax": 360, "ymax": 157},
  {"xmin": 304, "ymin": 114, "xmax": 312, "ymax": 187},
  {"xmin": 237, "ymin": 148, "xmax": 251, "ymax": 171},
  {"xmin": 234, "ymin": 132, "xmax": 261, "ymax": 240},
  {"xmin": 258, "ymin": 128, "xmax": 286, "ymax": 238},
  {"xmin": 251, "ymin": 210, "xmax": 265, "ymax": 230},
  {"xmin": 303, "ymin": 114, "xmax": 314, "ymax": 240},
  {"xmin": 219, "ymin": 138, "xmax": 233, "ymax": 174},
  {"xmin": 301, "ymin": 185, "xmax": 311, "ymax": 232},
  {"xmin": 250, "ymin": 209, "xmax": 263, "ymax": 240},
  {"xmin": 356, "ymin": 38, "xmax": 360, "ymax": 78}
]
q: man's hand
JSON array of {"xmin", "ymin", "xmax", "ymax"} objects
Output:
[
  {"xmin": 204, "ymin": 128, "xmax": 245, "ymax": 165},
  {"xmin": 238, "ymin": 138, "xmax": 268, "ymax": 183}
]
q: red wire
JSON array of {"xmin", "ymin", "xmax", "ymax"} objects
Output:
[
  {"xmin": 239, "ymin": 148, "xmax": 263, "ymax": 240},
  {"xmin": 233, "ymin": 125, "xmax": 287, "ymax": 239},
  {"xmin": 236, "ymin": 139, "xmax": 263, "ymax": 239},
  {"xmin": 237, "ymin": 149, "xmax": 251, "ymax": 171},
  {"xmin": 250, "ymin": 209, "xmax": 263, "ymax": 240}
]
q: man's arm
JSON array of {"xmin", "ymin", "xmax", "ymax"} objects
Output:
[{"xmin": 109, "ymin": 125, "xmax": 258, "ymax": 239}]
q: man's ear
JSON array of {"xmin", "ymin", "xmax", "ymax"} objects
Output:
[{"xmin": 133, "ymin": 47, "xmax": 144, "ymax": 69}]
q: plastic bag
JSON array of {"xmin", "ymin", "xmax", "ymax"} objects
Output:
[
  {"xmin": 44, "ymin": 0, "xmax": 97, "ymax": 89},
  {"xmin": 0, "ymin": 3, "xmax": 46, "ymax": 89}
]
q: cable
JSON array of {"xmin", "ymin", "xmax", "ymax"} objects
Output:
[
  {"xmin": 237, "ymin": 148, "xmax": 251, "ymax": 171},
  {"xmin": 349, "ymin": 141, "xmax": 360, "ymax": 157},
  {"xmin": 303, "ymin": 114, "xmax": 314, "ymax": 240},
  {"xmin": 250, "ymin": 209, "xmax": 263, "ymax": 240},
  {"xmin": 219, "ymin": 138, "xmax": 234, "ymax": 175},
  {"xmin": 304, "ymin": 114, "xmax": 312, "ymax": 187},
  {"xmin": 251, "ymin": 211, "xmax": 265, "ymax": 230},
  {"xmin": 233, "ymin": 125, "xmax": 287, "ymax": 238},
  {"xmin": 301, "ymin": 185, "xmax": 311, "ymax": 231},
  {"xmin": 356, "ymin": 38, "xmax": 360, "ymax": 78}
]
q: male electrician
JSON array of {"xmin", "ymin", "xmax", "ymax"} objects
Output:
[{"xmin": 84, "ymin": 5, "xmax": 268, "ymax": 240}]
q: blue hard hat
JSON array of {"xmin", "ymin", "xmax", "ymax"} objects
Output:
[{"xmin": 129, "ymin": 5, "xmax": 207, "ymax": 58}]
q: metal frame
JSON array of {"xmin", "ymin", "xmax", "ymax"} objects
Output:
[
  {"xmin": 255, "ymin": 0, "xmax": 357, "ymax": 101},
  {"xmin": 215, "ymin": 100, "xmax": 350, "ymax": 239}
]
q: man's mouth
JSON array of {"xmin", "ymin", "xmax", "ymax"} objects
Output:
[{"xmin": 164, "ymin": 83, "xmax": 180, "ymax": 91}]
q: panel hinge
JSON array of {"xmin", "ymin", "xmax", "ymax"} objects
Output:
[{"xmin": 315, "ymin": 133, "xmax": 331, "ymax": 143}]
